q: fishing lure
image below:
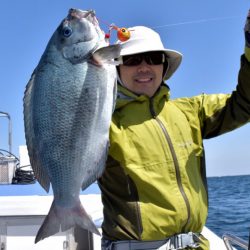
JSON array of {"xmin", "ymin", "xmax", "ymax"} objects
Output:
[
  {"xmin": 115, "ymin": 26, "xmax": 131, "ymax": 41},
  {"xmin": 105, "ymin": 24, "xmax": 131, "ymax": 43}
]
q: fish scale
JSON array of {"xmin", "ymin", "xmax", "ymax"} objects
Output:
[{"xmin": 23, "ymin": 8, "xmax": 121, "ymax": 243}]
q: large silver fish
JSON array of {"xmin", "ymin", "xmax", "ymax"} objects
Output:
[{"xmin": 23, "ymin": 9, "xmax": 121, "ymax": 243}]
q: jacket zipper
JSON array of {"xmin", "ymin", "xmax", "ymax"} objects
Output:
[{"xmin": 149, "ymin": 98, "xmax": 191, "ymax": 229}]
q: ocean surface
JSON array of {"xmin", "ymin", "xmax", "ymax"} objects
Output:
[
  {"xmin": 206, "ymin": 175, "xmax": 250, "ymax": 246},
  {"xmin": 0, "ymin": 174, "xmax": 249, "ymax": 247}
]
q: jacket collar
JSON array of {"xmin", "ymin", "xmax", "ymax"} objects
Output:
[{"xmin": 115, "ymin": 82, "xmax": 171, "ymax": 110}]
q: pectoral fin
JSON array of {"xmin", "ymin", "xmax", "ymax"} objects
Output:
[{"xmin": 91, "ymin": 44, "xmax": 122, "ymax": 65}]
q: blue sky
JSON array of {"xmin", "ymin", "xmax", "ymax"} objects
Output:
[{"xmin": 0, "ymin": 0, "xmax": 249, "ymax": 177}]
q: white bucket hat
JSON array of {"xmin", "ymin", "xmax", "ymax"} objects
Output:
[{"xmin": 116, "ymin": 26, "xmax": 182, "ymax": 80}]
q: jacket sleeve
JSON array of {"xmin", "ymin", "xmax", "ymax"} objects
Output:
[{"xmin": 200, "ymin": 55, "xmax": 250, "ymax": 139}]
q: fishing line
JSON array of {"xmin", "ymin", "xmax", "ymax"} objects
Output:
[
  {"xmin": 98, "ymin": 15, "xmax": 242, "ymax": 44},
  {"xmin": 152, "ymin": 15, "xmax": 242, "ymax": 29}
]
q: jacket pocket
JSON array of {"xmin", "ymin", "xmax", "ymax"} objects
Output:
[{"xmin": 126, "ymin": 174, "xmax": 143, "ymax": 237}]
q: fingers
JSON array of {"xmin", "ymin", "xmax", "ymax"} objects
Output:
[
  {"xmin": 245, "ymin": 10, "xmax": 250, "ymax": 47},
  {"xmin": 247, "ymin": 9, "xmax": 250, "ymax": 19},
  {"xmin": 245, "ymin": 9, "xmax": 250, "ymax": 26}
]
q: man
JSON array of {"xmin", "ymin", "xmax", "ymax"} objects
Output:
[{"xmin": 98, "ymin": 11, "xmax": 250, "ymax": 250}]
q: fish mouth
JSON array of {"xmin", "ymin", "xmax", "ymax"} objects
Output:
[{"xmin": 68, "ymin": 9, "xmax": 99, "ymax": 26}]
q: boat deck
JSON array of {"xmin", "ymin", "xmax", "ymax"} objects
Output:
[{"xmin": 0, "ymin": 189, "xmax": 231, "ymax": 250}]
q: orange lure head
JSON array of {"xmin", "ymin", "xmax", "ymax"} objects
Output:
[
  {"xmin": 116, "ymin": 27, "xmax": 130, "ymax": 42},
  {"xmin": 104, "ymin": 24, "xmax": 131, "ymax": 44}
]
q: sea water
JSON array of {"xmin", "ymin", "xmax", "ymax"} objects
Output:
[{"xmin": 206, "ymin": 175, "xmax": 250, "ymax": 246}]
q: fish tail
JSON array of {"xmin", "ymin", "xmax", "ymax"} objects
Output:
[{"xmin": 35, "ymin": 199, "xmax": 100, "ymax": 243}]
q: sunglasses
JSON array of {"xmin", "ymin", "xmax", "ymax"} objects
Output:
[{"xmin": 120, "ymin": 52, "xmax": 166, "ymax": 66}]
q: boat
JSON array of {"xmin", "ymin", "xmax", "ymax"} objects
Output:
[{"xmin": 0, "ymin": 192, "xmax": 247, "ymax": 250}]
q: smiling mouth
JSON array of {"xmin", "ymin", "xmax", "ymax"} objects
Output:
[{"xmin": 135, "ymin": 77, "xmax": 153, "ymax": 83}]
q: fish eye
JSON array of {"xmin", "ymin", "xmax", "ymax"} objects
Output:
[{"xmin": 62, "ymin": 26, "xmax": 73, "ymax": 37}]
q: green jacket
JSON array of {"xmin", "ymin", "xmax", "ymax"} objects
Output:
[{"xmin": 98, "ymin": 55, "xmax": 250, "ymax": 247}]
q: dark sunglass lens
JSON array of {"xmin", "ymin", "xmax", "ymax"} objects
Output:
[
  {"xmin": 122, "ymin": 52, "xmax": 164, "ymax": 66},
  {"xmin": 123, "ymin": 55, "xmax": 143, "ymax": 66},
  {"xmin": 145, "ymin": 52, "xmax": 164, "ymax": 65}
]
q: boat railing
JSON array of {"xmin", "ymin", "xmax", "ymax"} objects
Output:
[{"xmin": 222, "ymin": 233, "xmax": 249, "ymax": 250}]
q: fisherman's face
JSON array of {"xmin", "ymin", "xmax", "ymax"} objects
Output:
[{"xmin": 118, "ymin": 52, "xmax": 164, "ymax": 97}]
